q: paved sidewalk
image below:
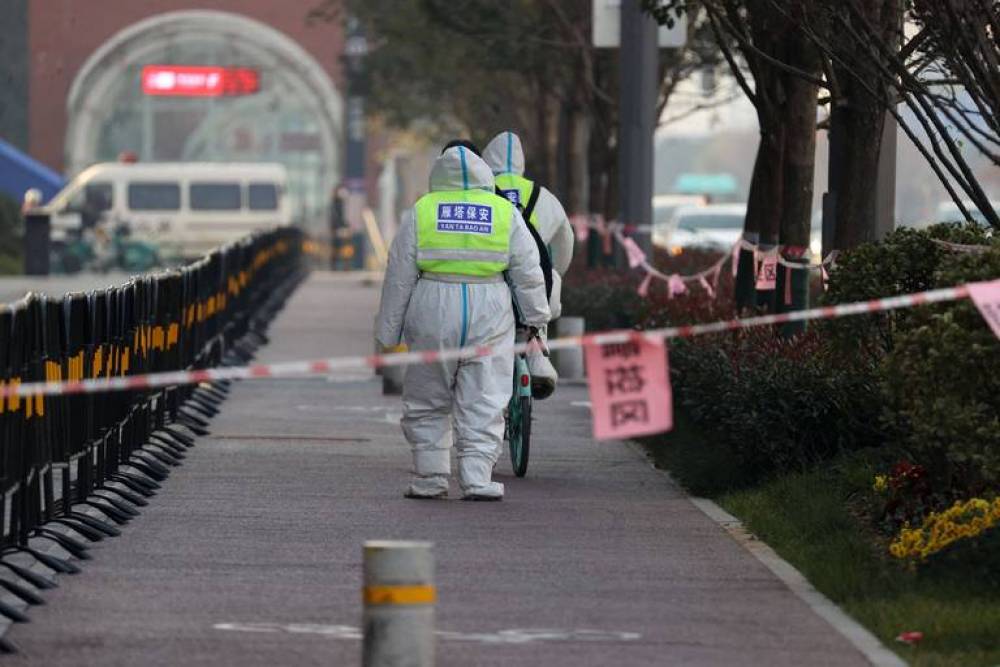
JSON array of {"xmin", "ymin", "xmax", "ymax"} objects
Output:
[{"xmin": 6, "ymin": 272, "xmax": 871, "ymax": 666}]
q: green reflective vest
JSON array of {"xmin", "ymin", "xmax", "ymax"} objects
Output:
[
  {"xmin": 495, "ymin": 173, "xmax": 539, "ymax": 228},
  {"xmin": 414, "ymin": 190, "xmax": 513, "ymax": 277}
]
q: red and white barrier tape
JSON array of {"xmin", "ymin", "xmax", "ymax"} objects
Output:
[
  {"xmin": 575, "ymin": 215, "xmax": 836, "ymax": 298},
  {"xmin": 0, "ymin": 282, "xmax": 986, "ymax": 401}
]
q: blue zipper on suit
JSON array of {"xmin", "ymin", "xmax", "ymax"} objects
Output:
[{"xmin": 460, "ymin": 283, "xmax": 469, "ymax": 347}]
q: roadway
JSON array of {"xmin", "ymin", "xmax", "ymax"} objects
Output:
[{"xmin": 4, "ymin": 271, "xmax": 872, "ymax": 666}]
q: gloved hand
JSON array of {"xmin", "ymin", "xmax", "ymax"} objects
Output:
[{"xmin": 526, "ymin": 326, "xmax": 550, "ymax": 357}]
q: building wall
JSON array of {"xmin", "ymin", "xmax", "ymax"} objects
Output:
[
  {"xmin": 29, "ymin": 0, "xmax": 344, "ymax": 172},
  {"xmin": 0, "ymin": 0, "xmax": 30, "ymax": 150}
]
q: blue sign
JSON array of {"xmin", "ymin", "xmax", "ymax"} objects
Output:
[
  {"xmin": 499, "ymin": 189, "xmax": 520, "ymax": 205},
  {"xmin": 437, "ymin": 203, "xmax": 493, "ymax": 234}
]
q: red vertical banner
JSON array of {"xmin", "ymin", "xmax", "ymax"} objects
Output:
[{"xmin": 585, "ymin": 335, "xmax": 673, "ymax": 441}]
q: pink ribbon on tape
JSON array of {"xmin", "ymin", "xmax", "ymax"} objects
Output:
[
  {"xmin": 668, "ymin": 274, "xmax": 688, "ymax": 299},
  {"xmin": 570, "ymin": 214, "xmax": 590, "ymax": 242},
  {"xmin": 622, "ymin": 236, "xmax": 647, "ymax": 269},
  {"xmin": 710, "ymin": 263, "xmax": 722, "ymax": 292},
  {"xmin": 968, "ymin": 279, "xmax": 1000, "ymax": 340},
  {"xmin": 637, "ymin": 272, "xmax": 653, "ymax": 298},
  {"xmin": 699, "ymin": 275, "xmax": 715, "ymax": 299},
  {"xmin": 585, "ymin": 334, "xmax": 673, "ymax": 441}
]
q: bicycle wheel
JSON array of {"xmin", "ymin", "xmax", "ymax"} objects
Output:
[{"xmin": 508, "ymin": 394, "xmax": 532, "ymax": 477}]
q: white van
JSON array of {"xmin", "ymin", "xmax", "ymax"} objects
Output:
[{"xmin": 43, "ymin": 162, "xmax": 292, "ymax": 259}]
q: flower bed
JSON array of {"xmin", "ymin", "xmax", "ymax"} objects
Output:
[{"xmin": 889, "ymin": 497, "xmax": 1000, "ymax": 561}]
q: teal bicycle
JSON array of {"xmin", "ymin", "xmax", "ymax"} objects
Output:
[
  {"xmin": 506, "ymin": 348, "xmax": 533, "ymax": 477},
  {"xmin": 506, "ymin": 327, "xmax": 548, "ymax": 477}
]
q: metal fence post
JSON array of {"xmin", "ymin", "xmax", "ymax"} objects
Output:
[{"xmin": 362, "ymin": 540, "xmax": 435, "ymax": 667}]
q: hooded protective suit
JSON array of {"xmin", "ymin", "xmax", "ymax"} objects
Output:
[
  {"xmin": 483, "ymin": 131, "xmax": 573, "ymax": 394},
  {"xmin": 376, "ymin": 146, "xmax": 550, "ymax": 499},
  {"xmin": 483, "ymin": 132, "xmax": 575, "ymax": 281}
]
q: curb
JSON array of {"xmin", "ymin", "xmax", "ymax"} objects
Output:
[{"xmin": 630, "ymin": 443, "xmax": 907, "ymax": 667}]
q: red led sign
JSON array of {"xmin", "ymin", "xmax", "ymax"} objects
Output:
[{"xmin": 141, "ymin": 65, "xmax": 260, "ymax": 97}]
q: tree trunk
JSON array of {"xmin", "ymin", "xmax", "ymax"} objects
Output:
[
  {"xmin": 555, "ymin": 100, "xmax": 571, "ymax": 203},
  {"xmin": 587, "ymin": 123, "xmax": 614, "ymax": 268},
  {"xmin": 735, "ymin": 8, "xmax": 788, "ymax": 313},
  {"xmin": 831, "ymin": 0, "xmax": 898, "ymax": 250},
  {"xmin": 751, "ymin": 121, "xmax": 784, "ymax": 313},
  {"xmin": 735, "ymin": 145, "xmax": 764, "ymax": 311},
  {"xmin": 534, "ymin": 78, "xmax": 552, "ymax": 186},
  {"xmin": 737, "ymin": 66, "xmax": 786, "ymax": 314},
  {"xmin": 775, "ymin": 48, "xmax": 819, "ymax": 335},
  {"xmin": 831, "ymin": 87, "xmax": 885, "ymax": 249},
  {"xmin": 567, "ymin": 105, "xmax": 590, "ymax": 215}
]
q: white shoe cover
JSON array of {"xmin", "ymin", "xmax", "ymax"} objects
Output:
[
  {"xmin": 458, "ymin": 457, "xmax": 504, "ymax": 500},
  {"xmin": 405, "ymin": 475, "xmax": 449, "ymax": 499},
  {"xmin": 462, "ymin": 482, "xmax": 504, "ymax": 501}
]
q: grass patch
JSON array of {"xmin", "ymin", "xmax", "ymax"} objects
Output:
[{"xmin": 644, "ymin": 417, "xmax": 1000, "ymax": 666}]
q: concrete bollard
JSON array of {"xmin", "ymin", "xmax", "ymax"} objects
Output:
[
  {"xmin": 362, "ymin": 540, "xmax": 435, "ymax": 667},
  {"xmin": 553, "ymin": 316, "xmax": 585, "ymax": 380},
  {"xmin": 381, "ymin": 344, "xmax": 407, "ymax": 395}
]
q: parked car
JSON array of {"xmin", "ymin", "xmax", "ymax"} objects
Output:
[
  {"xmin": 651, "ymin": 194, "xmax": 706, "ymax": 248},
  {"xmin": 660, "ymin": 203, "xmax": 823, "ymax": 262},
  {"xmin": 662, "ymin": 204, "xmax": 747, "ymax": 252}
]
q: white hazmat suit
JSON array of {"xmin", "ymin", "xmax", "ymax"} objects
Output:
[
  {"xmin": 483, "ymin": 131, "xmax": 574, "ymax": 392},
  {"xmin": 375, "ymin": 147, "xmax": 550, "ymax": 500}
]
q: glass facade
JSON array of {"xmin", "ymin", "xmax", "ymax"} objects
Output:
[{"xmin": 86, "ymin": 38, "xmax": 332, "ymax": 226}]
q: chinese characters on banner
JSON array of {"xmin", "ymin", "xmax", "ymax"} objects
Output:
[
  {"xmin": 756, "ymin": 254, "xmax": 778, "ymax": 290},
  {"xmin": 968, "ymin": 279, "xmax": 1000, "ymax": 340},
  {"xmin": 584, "ymin": 336, "xmax": 673, "ymax": 441}
]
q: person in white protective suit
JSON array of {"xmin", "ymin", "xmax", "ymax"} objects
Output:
[
  {"xmin": 375, "ymin": 145, "xmax": 550, "ymax": 501},
  {"xmin": 482, "ymin": 131, "xmax": 574, "ymax": 399}
]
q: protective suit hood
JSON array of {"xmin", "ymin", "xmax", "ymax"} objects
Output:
[
  {"xmin": 483, "ymin": 131, "xmax": 526, "ymax": 176},
  {"xmin": 431, "ymin": 146, "xmax": 496, "ymax": 192}
]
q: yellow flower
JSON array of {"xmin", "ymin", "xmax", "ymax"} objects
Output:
[
  {"xmin": 889, "ymin": 497, "xmax": 1000, "ymax": 561},
  {"xmin": 873, "ymin": 475, "xmax": 889, "ymax": 493}
]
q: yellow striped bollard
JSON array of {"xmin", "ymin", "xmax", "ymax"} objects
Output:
[{"xmin": 362, "ymin": 540, "xmax": 434, "ymax": 667}]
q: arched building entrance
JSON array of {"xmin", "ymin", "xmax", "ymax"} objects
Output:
[{"xmin": 65, "ymin": 10, "xmax": 342, "ymax": 228}]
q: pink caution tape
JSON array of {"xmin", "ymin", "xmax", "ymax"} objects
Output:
[{"xmin": 0, "ymin": 283, "xmax": 982, "ymax": 401}]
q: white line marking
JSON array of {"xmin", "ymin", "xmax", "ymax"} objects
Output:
[{"xmin": 213, "ymin": 623, "xmax": 640, "ymax": 644}]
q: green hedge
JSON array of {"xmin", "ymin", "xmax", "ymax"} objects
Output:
[
  {"xmin": 881, "ymin": 247, "xmax": 1000, "ymax": 493},
  {"xmin": 569, "ymin": 224, "xmax": 1000, "ymax": 495},
  {"xmin": 670, "ymin": 329, "xmax": 883, "ymax": 486}
]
